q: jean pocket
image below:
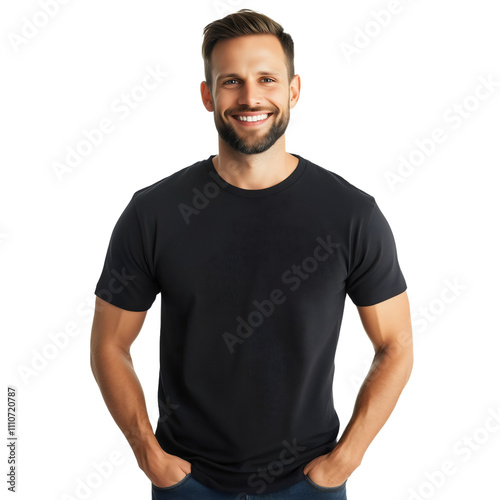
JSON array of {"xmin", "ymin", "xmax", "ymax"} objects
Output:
[
  {"xmin": 152, "ymin": 473, "xmax": 192, "ymax": 491},
  {"xmin": 301, "ymin": 464, "xmax": 347, "ymax": 493},
  {"xmin": 304, "ymin": 474, "xmax": 347, "ymax": 492}
]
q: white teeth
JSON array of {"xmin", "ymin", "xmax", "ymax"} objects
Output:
[{"xmin": 236, "ymin": 114, "xmax": 269, "ymax": 122}]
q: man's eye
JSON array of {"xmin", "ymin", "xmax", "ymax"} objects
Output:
[{"xmin": 223, "ymin": 78, "xmax": 275, "ymax": 85}]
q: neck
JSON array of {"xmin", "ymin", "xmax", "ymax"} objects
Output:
[{"xmin": 213, "ymin": 136, "xmax": 298, "ymax": 190}]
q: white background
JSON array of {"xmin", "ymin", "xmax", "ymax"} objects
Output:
[{"xmin": 1, "ymin": 1, "xmax": 499, "ymax": 499}]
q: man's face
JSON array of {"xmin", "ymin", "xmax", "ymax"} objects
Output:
[{"xmin": 203, "ymin": 34, "xmax": 299, "ymax": 155}]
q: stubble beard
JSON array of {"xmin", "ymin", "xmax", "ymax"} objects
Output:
[{"xmin": 213, "ymin": 104, "xmax": 290, "ymax": 155}]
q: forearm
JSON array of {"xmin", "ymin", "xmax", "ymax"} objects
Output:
[
  {"xmin": 334, "ymin": 344, "xmax": 413, "ymax": 469},
  {"xmin": 90, "ymin": 346, "xmax": 163, "ymax": 466}
]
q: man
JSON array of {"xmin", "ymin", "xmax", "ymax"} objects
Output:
[{"xmin": 90, "ymin": 9, "xmax": 413, "ymax": 500}]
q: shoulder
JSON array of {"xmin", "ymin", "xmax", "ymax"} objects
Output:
[
  {"xmin": 130, "ymin": 157, "xmax": 209, "ymax": 210},
  {"xmin": 299, "ymin": 155, "xmax": 376, "ymax": 217}
]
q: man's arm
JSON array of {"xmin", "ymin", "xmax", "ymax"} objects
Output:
[
  {"xmin": 90, "ymin": 297, "xmax": 191, "ymax": 487},
  {"xmin": 304, "ymin": 290, "xmax": 413, "ymax": 486}
]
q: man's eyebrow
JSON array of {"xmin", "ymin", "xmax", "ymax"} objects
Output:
[{"xmin": 216, "ymin": 71, "xmax": 281, "ymax": 82}]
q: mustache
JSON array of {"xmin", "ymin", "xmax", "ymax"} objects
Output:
[{"xmin": 227, "ymin": 107, "xmax": 277, "ymax": 115}]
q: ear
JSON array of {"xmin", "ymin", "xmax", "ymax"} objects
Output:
[
  {"xmin": 200, "ymin": 81, "xmax": 214, "ymax": 112},
  {"xmin": 289, "ymin": 74, "xmax": 301, "ymax": 109}
]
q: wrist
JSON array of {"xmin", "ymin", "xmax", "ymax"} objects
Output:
[
  {"xmin": 328, "ymin": 443, "xmax": 362, "ymax": 475},
  {"xmin": 124, "ymin": 423, "xmax": 162, "ymax": 458},
  {"xmin": 131, "ymin": 432, "xmax": 168, "ymax": 474}
]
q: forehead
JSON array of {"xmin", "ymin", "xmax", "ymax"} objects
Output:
[{"xmin": 211, "ymin": 34, "xmax": 287, "ymax": 76}]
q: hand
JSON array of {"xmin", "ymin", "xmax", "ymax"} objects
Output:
[
  {"xmin": 303, "ymin": 449, "xmax": 353, "ymax": 488},
  {"xmin": 140, "ymin": 446, "xmax": 192, "ymax": 488}
]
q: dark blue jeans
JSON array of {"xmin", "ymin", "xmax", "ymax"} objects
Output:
[{"xmin": 152, "ymin": 465, "xmax": 348, "ymax": 499}]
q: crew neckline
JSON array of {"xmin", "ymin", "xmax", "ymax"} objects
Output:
[{"xmin": 204, "ymin": 153, "xmax": 307, "ymax": 198}]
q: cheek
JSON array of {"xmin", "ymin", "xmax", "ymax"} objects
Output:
[
  {"xmin": 215, "ymin": 96, "xmax": 233, "ymax": 114},
  {"xmin": 266, "ymin": 89, "xmax": 289, "ymax": 109}
]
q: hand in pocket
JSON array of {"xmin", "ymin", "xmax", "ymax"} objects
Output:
[
  {"xmin": 145, "ymin": 449, "xmax": 192, "ymax": 489},
  {"xmin": 303, "ymin": 452, "xmax": 350, "ymax": 489}
]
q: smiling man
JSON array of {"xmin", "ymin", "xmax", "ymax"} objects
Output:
[
  {"xmin": 201, "ymin": 28, "xmax": 300, "ymax": 190},
  {"xmin": 91, "ymin": 9, "xmax": 413, "ymax": 500},
  {"xmin": 207, "ymin": 33, "xmax": 293, "ymax": 157}
]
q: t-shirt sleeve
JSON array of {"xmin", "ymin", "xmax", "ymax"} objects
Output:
[
  {"xmin": 94, "ymin": 194, "xmax": 160, "ymax": 311},
  {"xmin": 345, "ymin": 200, "xmax": 407, "ymax": 306}
]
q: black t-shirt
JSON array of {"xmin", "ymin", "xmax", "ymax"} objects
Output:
[{"xmin": 94, "ymin": 154, "xmax": 407, "ymax": 495}]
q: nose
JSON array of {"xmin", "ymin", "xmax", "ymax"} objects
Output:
[{"xmin": 237, "ymin": 80, "xmax": 261, "ymax": 107}]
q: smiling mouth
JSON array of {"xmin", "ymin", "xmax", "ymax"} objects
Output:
[{"xmin": 232, "ymin": 113, "xmax": 273, "ymax": 123}]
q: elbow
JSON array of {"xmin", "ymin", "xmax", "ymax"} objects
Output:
[
  {"xmin": 89, "ymin": 341, "xmax": 104, "ymax": 379},
  {"xmin": 396, "ymin": 340, "xmax": 414, "ymax": 384},
  {"xmin": 379, "ymin": 337, "xmax": 414, "ymax": 383}
]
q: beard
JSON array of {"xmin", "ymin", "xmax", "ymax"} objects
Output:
[{"xmin": 213, "ymin": 105, "xmax": 290, "ymax": 155}]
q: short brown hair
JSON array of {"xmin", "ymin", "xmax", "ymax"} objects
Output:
[{"xmin": 201, "ymin": 9, "xmax": 295, "ymax": 91}]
